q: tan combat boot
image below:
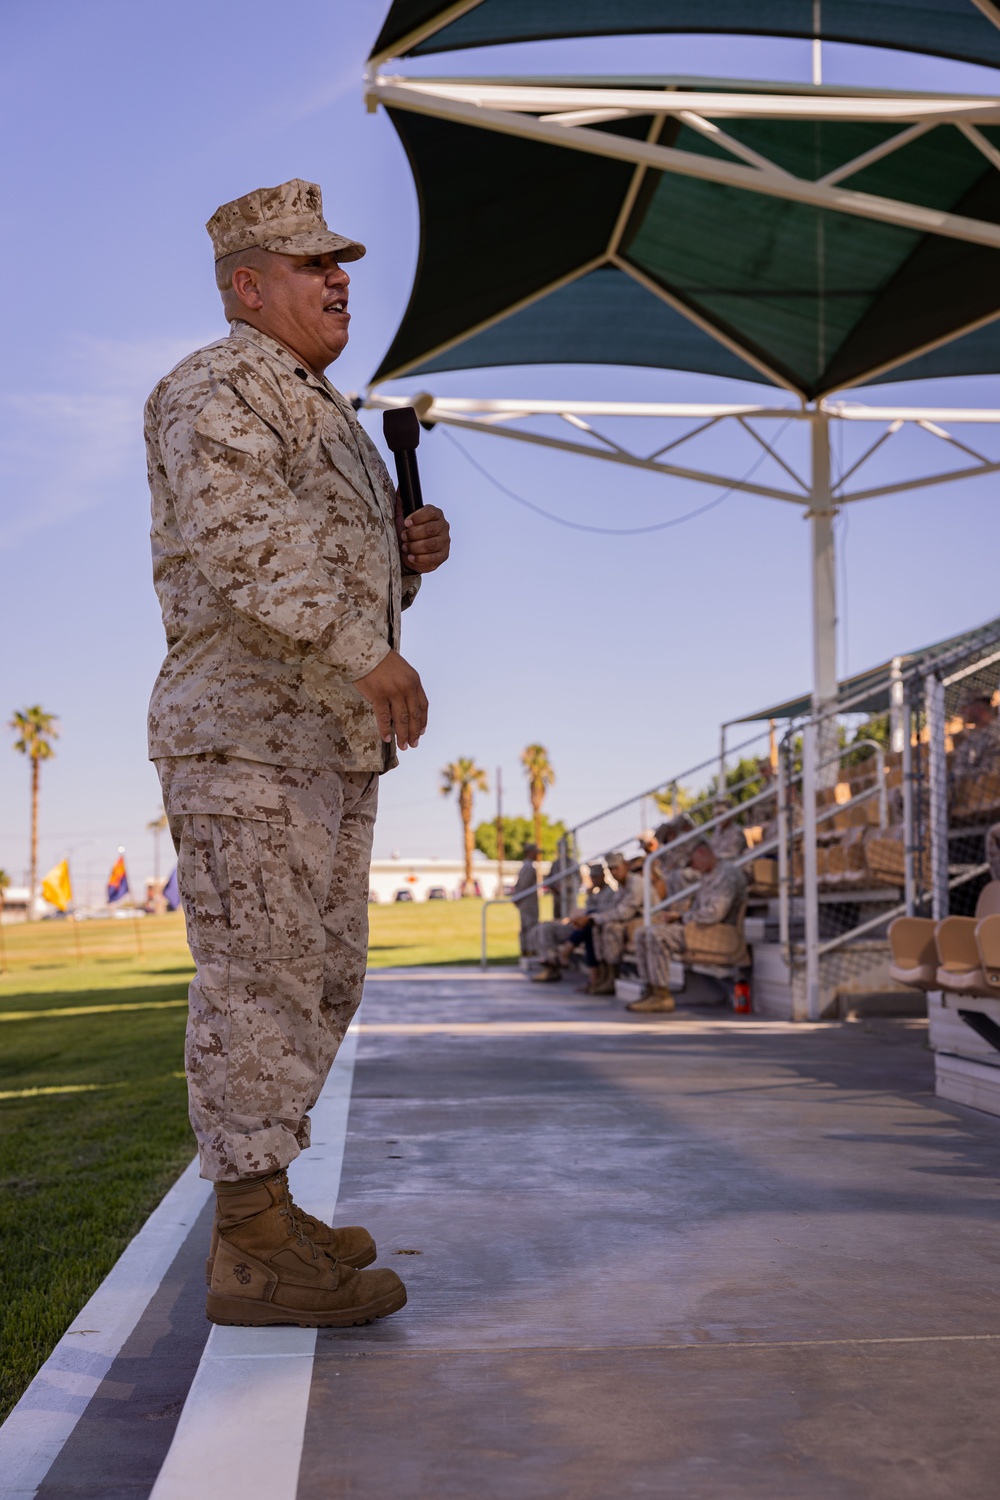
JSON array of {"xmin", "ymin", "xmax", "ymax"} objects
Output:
[
  {"xmin": 590, "ymin": 963, "xmax": 617, "ymax": 996},
  {"xmin": 207, "ymin": 1174, "xmax": 406, "ymax": 1328},
  {"xmin": 530, "ymin": 964, "xmax": 562, "ymax": 983},
  {"xmin": 205, "ymin": 1168, "xmax": 376, "ymax": 1286},
  {"xmin": 627, "ymin": 986, "xmax": 676, "ymax": 1014}
]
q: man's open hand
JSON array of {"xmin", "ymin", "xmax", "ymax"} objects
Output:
[
  {"xmin": 395, "ymin": 498, "xmax": 451, "ymax": 574},
  {"xmin": 353, "ymin": 649, "xmax": 428, "ymax": 750}
]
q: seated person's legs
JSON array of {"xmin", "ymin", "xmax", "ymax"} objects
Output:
[{"xmin": 627, "ymin": 923, "xmax": 685, "ymax": 1013}]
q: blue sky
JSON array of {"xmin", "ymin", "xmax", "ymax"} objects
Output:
[{"xmin": 1, "ymin": 2, "xmax": 999, "ymax": 900}]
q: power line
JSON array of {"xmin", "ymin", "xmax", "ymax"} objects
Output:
[{"xmin": 440, "ymin": 420, "xmax": 794, "ymax": 536}]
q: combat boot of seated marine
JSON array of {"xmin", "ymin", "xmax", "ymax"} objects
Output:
[
  {"xmin": 590, "ymin": 963, "xmax": 618, "ymax": 996},
  {"xmin": 205, "ymin": 1168, "xmax": 375, "ymax": 1286},
  {"xmin": 207, "ymin": 1174, "xmax": 406, "ymax": 1328},
  {"xmin": 626, "ymin": 986, "xmax": 676, "ymax": 1014}
]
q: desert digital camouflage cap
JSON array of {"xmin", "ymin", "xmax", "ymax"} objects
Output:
[{"xmin": 207, "ymin": 178, "xmax": 366, "ymax": 263}]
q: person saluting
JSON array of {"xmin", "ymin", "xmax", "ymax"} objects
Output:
[{"xmin": 145, "ymin": 179, "xmax": 451, "ymax": 1327}]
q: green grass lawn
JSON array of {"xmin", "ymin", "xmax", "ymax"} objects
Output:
[{"xmin": 0, "ymin": 898, "xmax": 528, "ymax": 1421}]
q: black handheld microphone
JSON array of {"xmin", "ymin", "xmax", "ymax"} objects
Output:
[{"xmin": 382, "ymin": 407, "xmax": 425, "ymax": 518}]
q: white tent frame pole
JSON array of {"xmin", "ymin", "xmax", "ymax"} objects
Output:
[
  {"xmin": 801, "ymin": 720, "xmax": 821, "ymax": 1021},
  {"xmin": 804, "ymin": 411, "xmax": 836, "ymax": 1016},
  {"xmin": 368, "ymin": 0, "xmax": 485, "ymax": 65},
  {"xmin": 371, "ymin": 79, "xmax": 1000, "ymax": 250},
  {"xmin": 365, "ymin": 395, "xmax": 1000, "ymax": 508},
  {"xmin": 810, "ymin": 409, "xmax": 838, "ymax": 715}
]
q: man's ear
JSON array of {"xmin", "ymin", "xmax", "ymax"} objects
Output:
[{"xmin": 232, "ymin": 266, "xmax": 264, "ymax": 311}]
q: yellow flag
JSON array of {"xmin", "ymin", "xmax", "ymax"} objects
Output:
[{"xmin": 42, "ymin": 859, "xmax": 73, "ymax": 913}]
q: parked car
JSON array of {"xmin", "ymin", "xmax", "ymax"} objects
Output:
[
  {"xmin": 426, "ymin": 886, "xmax": 447, "ymax": 901},
  {"xmin": 394, "ymin": 888, "xmax": 414, "ymax": 902}
]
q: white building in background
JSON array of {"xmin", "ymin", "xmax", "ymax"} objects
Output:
[
  {"xmin": 0, "ymin": 886, "xmax": 31, "ymax": 922},
  {"xmin": 369, "ymin": 857, "xmax": 519, "ymax": 903}
]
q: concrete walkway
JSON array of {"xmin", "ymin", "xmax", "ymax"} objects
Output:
[{"xmin": 4, "ymin": 969, "xmax": 1000, "ymax": 1498}]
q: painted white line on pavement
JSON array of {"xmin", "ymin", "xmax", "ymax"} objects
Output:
[
  {"xmin": 356, "ymin": 1020, "xmax": 830, "ymax": 1034},
  {"xmin": 0, "ymin": 1155, "xmax": 213, "ymax": 1500},
  {"xmin": 148, "ymin": 1021, "xmax": 361, "ymax": 1500}
]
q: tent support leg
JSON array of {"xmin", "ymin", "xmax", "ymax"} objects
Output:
[{"xmin": 804, "ymin": 409, "xmax": 837, "ymax": 1020}]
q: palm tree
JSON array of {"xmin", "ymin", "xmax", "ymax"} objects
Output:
[
  {"xmin": 148, "ymin": 811, "xmax": 169, "ymax": 882},
  {"xmin": 9, "ymin": 706, "xmax": 59, "ymax": 919},
  {"xmin": 441, "ymin": 759, "xmax": 489, "ymax": 896},
  {"xmin": 521, "ymin": 744, "xmax": 555, "ymax": 854}
]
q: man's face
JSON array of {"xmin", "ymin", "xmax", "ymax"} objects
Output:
[
  {"xmin": 234, "ymin": 251, "xmax": 351, "ymax": 373},
  {"xmin": 610, "ymin": 860, "xmax": 629, "ymax": 884},
  {"xmin": 690, "ymin": 845, "xmax": 716, "ymax": 875}
]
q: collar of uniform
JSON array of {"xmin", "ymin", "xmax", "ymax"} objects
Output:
[{"xmin": 228, "ymin": 320, "xmax": 339, "ymax": 402}]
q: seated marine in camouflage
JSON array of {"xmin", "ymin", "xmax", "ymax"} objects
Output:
[
  {"xmin": 530, "ymin": 861, "xmax": 617, "ymax": 987},
  {"xmin": 628, "ymin": 841, "xmax": 748, "ymax": 1015},
  {"xmin": 568, "ymin": 851, "xmax": 644, "ymax": 996}
]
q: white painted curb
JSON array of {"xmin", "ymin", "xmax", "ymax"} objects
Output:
[
  {"xmin": 0, "ymin": 1156, "xmax": 213, "ymax": 1499},
  {"xmin": 148, "ymin": 1022, "xmax": 361, "ymax": 1500}
]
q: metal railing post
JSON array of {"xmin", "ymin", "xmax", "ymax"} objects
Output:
[
  {"xmin": 926, "ymin": 674, "xmax": 949, "ymax": 922},
  {"xmin": 777, "ymin": 736, "xmax": 791, "ymax": 959},
  {"xmin": 802, "ymin": 719, "xmax": 820, "ymax": 1020},
  {"xmin": 902, "ymin": 686, "xmax": 916, "ymax": 917}
]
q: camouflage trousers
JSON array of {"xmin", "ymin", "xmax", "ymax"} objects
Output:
[
  {"xmin": 156, "ymin": 754, "xmax": 377, "ymax": 1182},
  {"xmin": 529, "ymin": 919, "xmax": 574, "ymax": 964},
  {"xmin": 594, "ymin": 918, "xmax": 631, "ymax": 966},
  {"xmin": 634, "ymin": 921, "xmax": 687, "ymax": 988}
]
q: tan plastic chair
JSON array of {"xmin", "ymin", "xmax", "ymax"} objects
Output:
[
  {"xmin": 888, "ymin": 916, "xmax": 938, "ymax": 990},
  {"xmin": 975, "ymin": 911, "xmax": 1000, "ymax": 994},
  {"xmin": 936, "ymin": 881, "xmax": 1000, "ymax": 996}
]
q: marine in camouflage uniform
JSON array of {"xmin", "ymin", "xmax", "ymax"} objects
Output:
[
  {"xmin": 592, "ymin": 855, "xmax": 645, "ymax": 967},
  {"xmin": 146, "ymin": 181, "xmax": 451, "ymax": 1329},
  {"xmin": 709, "ymin": 803, "xmax": 748, "ymax": 861},
  {"xmin": 634, "ymin": 852, "xmax": 747, "ymax": 990},
  {"xmin": 530, "ymin": 865, "xmax": 616, "ymax": 971},
  {"xmin": 950, "ymin": 700, "xmax": 1000, "ymax": 785},
  {"xmin": 512, "ymin": 846, "xmax": 541, "ymax": 955}
]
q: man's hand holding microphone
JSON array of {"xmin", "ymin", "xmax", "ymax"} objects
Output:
[{"xmin": 352, "ymin": 407, "xmax": 450, "ymax": 751}]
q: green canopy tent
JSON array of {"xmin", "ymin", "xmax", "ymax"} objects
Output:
[
  {"xmin": 370, "ymin": 0, "xmax": 1000, "ymax": 70},
  {"xmin": 371, "ymin": 77, "xmax": 1000, "ymax": 396}
]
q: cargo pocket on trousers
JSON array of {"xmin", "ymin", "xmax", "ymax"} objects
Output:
[
  {"xmin": 167, "ymin": 769, "xmax": 324, "ymax": 961},
  {"xmin": 177, "ymin": 811, "xmax": 302, "ymax": 960}
]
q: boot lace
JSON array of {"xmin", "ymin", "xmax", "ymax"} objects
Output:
[{"xmin": 276, "ymin": 1170, "xmax": 321, "ymax": 1259}]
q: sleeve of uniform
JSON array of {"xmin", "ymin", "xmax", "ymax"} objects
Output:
[
  {"xmin": 688, "ymin": 865, "xmax": 746, "ymax": 925},
  {"xmin": 155, "ymin": 375, "xmax": 390, "ymax": 682},
  {"xmin": 595, "ymin": 873, "xmax": 644, "ymax": 925}
]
